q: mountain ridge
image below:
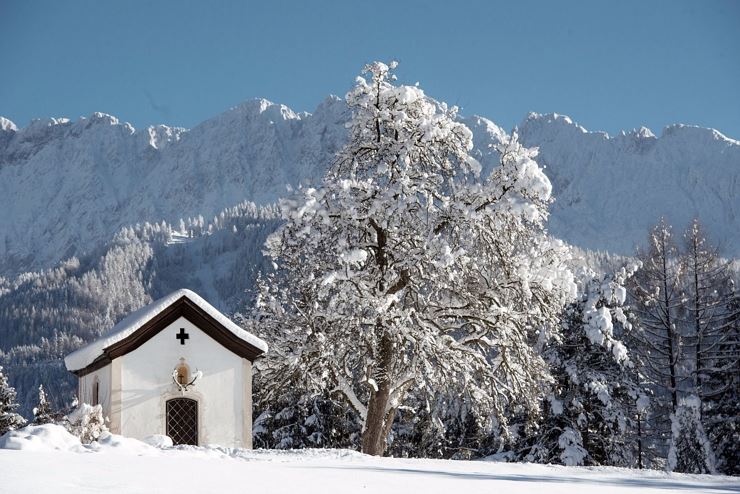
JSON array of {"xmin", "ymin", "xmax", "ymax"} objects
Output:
[
  {"xmin": 1, "ymin": 96, "xmax": 738, "ymax": 278},
  {"xmin": 516, "ymin": 112, "xmax": 739, "ymax": 256}
]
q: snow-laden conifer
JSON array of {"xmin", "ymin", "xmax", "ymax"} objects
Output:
[
  {"xmin": 705, "ymin": 279, "xmax": 739, "ymax": 474},
  {"xmin": 253, "ymin": 392, "xmax": 358, "ymax": 450},
  {"xmin": 698, "ymin": 278, "xmax": 740, "ymax": 474},
  {"xmin": 667, "ymin": 395, "xmax": 716, "ymax": 474},
  {"xmin": 520, "ymin": 265, "xmax": 648, "ymax": 466},
  {"xmin": 0, "ymin": 365, "xmax": 26, "ymax": 435},
  {"xmin": 32, "ymin": 384, "xmax": 54, "ymax": 425},
  {"xmin": 255, "ymin": 61, "xmax": 576, "ymax": 455}
]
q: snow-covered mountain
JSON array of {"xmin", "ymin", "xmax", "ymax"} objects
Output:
[
  {"xmin": 518, "ymin": 113, "xmax": 740, "ymax": 255},
  {"xmin": 0, "ymin": 97, "xmax": 347, "ymax": 276},
  {"xmin": 1, "ymin": 96, "xmax": 738, "ymax": 418},
  {"xmin": 1, "ymin": 98, "xmax": 738, "ymax": 278}
]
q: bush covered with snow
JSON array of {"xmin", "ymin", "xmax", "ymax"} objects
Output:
[
  {"xmin": 31, "ymin": 384, "xmax": 57, "ymax": 425},
  {"xmin": 64, "ymin": 403, "xmax": 108, "ymax": 444}
]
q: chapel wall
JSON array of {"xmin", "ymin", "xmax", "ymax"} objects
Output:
[
  {"xmin": 78, "ymin": 363, "xmax": 112, "ymax": 419},
  {"xmin": 118, "ymin": 316, "xmax": 247, "ymax": 447}
]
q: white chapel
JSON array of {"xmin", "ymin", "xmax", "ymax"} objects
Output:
[{"xmin": 64, "ymin": 289, "xmax": 267, "ymax": 448}]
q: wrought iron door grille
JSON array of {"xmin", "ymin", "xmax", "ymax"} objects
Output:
[{"xmin": 166, "ymin": 398, "xmax": 198, "ymax": 445}]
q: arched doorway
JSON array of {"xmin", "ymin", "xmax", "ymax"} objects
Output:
[{"xmin": 166, "ymin": 398, "xmax": 198, "ymax": 445}]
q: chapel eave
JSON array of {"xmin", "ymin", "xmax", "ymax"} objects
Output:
[{"xmin": 70, "ymin": 295, "xmax": 265, "ymax": 377}]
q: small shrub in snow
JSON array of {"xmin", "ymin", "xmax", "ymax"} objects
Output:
[
  {"xmin": 558, "ymin": 428, "xmax": 588, "ymax": 466},
  {"xmin": 65, "ymin": 403, "xmax": 108, "ymax": 444}
]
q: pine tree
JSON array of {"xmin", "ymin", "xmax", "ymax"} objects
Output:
[
  {"xmin": 623, "ymin": 312, "xmax": 660, "ymax": 470},
  {"xmin": 388, "ymin": 386, "xmax": 498, "ymax": 459},
  {"xmin": 0, "ymin": 365, "xmax": 26, "ymax": 435},
  {"xmin": 521, "ymin": 265, "xmax": 648, "ymax": 466},
  {"xmin": 255, "ymin": 61, "xmax": 576, "ymax": 456},
  {"xmin": 32, "ymin": 384, "xmax": 54, "ymax": 425},
  {"xmin": 668, "ymin": 395, "xmax": 716, "ymax": 474}
]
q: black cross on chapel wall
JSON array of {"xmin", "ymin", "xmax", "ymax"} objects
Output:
[{"xmin": 176, "ymin": 327, "xmax": 189, "ymax": 345}]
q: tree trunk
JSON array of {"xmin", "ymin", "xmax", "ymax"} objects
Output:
[
  {"xmin": 661, "ymin": 234, "xmax": 679, "ymax": 412},
  {"xmin": 691, "ymin": 238, "xmax": 704, "ymax": 413},
  {"xmin": 362, "ymin": 382, "xmax": 391, "ymax": 455},
  {"xmin": 637, "ymin": 412, "xmax": 644, "ymax": 470},
  {"xmin": 361, "ymin": 330, "xmax": 395, "ymax": 456}
]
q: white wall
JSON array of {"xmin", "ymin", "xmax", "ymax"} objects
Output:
[
  {"xmin": 78, "ymin": 364, "xmax": 111, "ymax": 419},
  {"xmin": 116, "ymin": 316, "xmax": 251, "ymax": 447}
]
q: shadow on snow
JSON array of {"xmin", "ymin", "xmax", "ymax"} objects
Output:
[{"xmin": 307, "ymin": 465, "xmax": 740, "ymax": 493}]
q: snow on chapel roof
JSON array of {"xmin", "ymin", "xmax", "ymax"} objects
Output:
[{"xmin": 64, "ymin": 289, "xmax": 267, "ymax": 372}]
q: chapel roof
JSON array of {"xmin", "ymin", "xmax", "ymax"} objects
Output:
[{"xmin": 64, "ymin": 289, "xmax": 267, "ymax": 375}]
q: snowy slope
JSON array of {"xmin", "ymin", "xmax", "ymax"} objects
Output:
[
  {"xmin": 1, "ymin": 98, "xmax": 738, "ymax": 277},
  {"xmin": 1, "ymin": 425, "xmax": 738, "ymax": 494},
  {"xmin": 0, "ymin": 202, "xmax": 280, "ymax": 416}
]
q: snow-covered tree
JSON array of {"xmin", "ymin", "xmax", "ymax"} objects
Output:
[
  {"xmin": 0, "ymin": 365, "xmax": 26, "ymax": 435},
  {"xmin": 65, "ymin": 402, "xmax": 108, "ymax": 444},
  {"xmin": 631, "ymin": 220, "xmax": 686, "ymax": 423},
  {"xmin": 520, "ymin": 265, "xmax": 648, "ymax": 466},
  {"xmin": 622, "ymin": 311, "xmax": 660, "ymax": 470},
  {"xmin": 255, "ymin": 61, "xmax": 576, "ymax": 456},
  {"xmin": 681, "ymin": 219, "xmax": 732, "ymax": 399},
  {"xmin": 667, "ymin": 395, "xmax": 716, "ymax": 474},
  {"xmin": 702, "ymin": 279, "xmax": 740, "ymax": 475},
  {"xmin": 677, "ymin": 219, "xmax": 739, "ymax": 474},
  {"xmin": 32, "ymin": 384, "xmax": 55, "ymax": 425}
]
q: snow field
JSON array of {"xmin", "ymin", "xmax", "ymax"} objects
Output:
[{"xmin": 0, "ymin": 425, "xmax": 738, "ymax": 494}]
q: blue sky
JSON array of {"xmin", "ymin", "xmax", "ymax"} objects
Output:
[{"xmin": 1, "ymin": 0, "xmax": 738, "ymax": 137}]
